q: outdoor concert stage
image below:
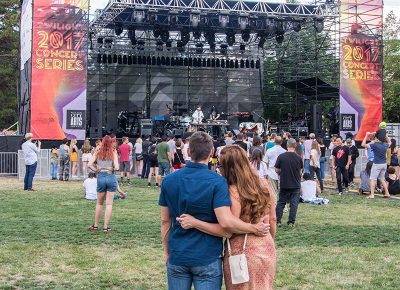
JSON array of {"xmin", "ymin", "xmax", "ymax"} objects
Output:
[{"xmin": 18, "ymin": 0, "xmax": 383, "ymax": 141}]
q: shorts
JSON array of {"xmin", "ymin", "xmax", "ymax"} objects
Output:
[
  {"xmin": 97, "ymin": 172, "xmax": 117, "ymax": 192},
  {"xmin": 370, "ymin": 163, "xmax": 387, "ymax": 181},
  {"xmin": 70, "ymin": 152, "xmax": 78, "ymax": 162},
  {"xmin": 158, "ymin": 162, "xmax": 171, "ymax": 176},
  {"xmin": 82, "ymin": 153, "xmax": 92, "ymax": 162},
  {"xmin": 121, "ymin": 161, "xmax": 130, "ymax": 173}
]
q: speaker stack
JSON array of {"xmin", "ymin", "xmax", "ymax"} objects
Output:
[
  {"xmin": 140, "ymin": 119, "xmax": 153, "ymax": 137},
  {"xmin": 89, "ymin": 100, "xmax": 103, "ymax": 138}
]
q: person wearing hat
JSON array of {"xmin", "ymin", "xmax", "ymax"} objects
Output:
[
  {"xmin": 21, "ymin": 133, "xmax": 41, "ymax": 191},
  {"xmin": 375, "ymin": 121, "xmax": 388, "ymax": 143},
  {"xmin": 345, "ymin": 138, "xmax": 359, "ymax": 186}
]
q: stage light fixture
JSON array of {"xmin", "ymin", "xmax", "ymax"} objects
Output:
[
  {"xmin": 148, "ymin": 10, "xmax": 158, "ymax": 25},
  {"xmin": 108, "ymin": 54, "xmax": 112, "ymax": 64},
  {"xmin": 138, "ymin": 56, "xmax": 142, "ymax": 65},
  {"xmin": 238, "ymin": 14, "xmax": 249, "ymax": 30},
  {"xmin": 177, "ymin": 41, "xmax": 186, "ymax": 53},
  {"xmin": 161, "ymin": 30, "xmax": 170, "ymax": 42},
  {"xmin": 133, "ymin": 10, "xmax": 145, "ymax": 23},
  {"xmin": 202, "ymin": 59, "xmax": 207, "ymax": 67},
  {"xmin": 248, "ymin": 16, "xmax": 257, "ymax": 30},
  {"xmin": 196, "ymin": 43, "xmax": 204, "ymax": 54},
  {"xmin": 219, "ymin": 12, "xmax": 229, "ymax": 28},
  {"xmin": 97, "ymin": 38, "xmax": 103, "ymax": 48},
  {"xmin": 292, "ymin": 20, "xmax": 302, "ymax": 33},
  {"xmin": 216, "ymin": 58, "xmax": 220, "ymax": 67},
  {"xmin": 210, "ymin": 44, "xmax": 216, "ymax": 52},
  {"xmin": 118, "ymin": 55, "xmax": 122, "ymax": 64},
  {"xmin": 166, "ymin": 57, "xmax": 171, "ymax": 66},
  {"xmin": 240, "ymin": 44, "xmax": 246, "ymax": 53},
  {"xmin": 180, "ymin": 29, "xmax": 190, "ymax": 46},
  {"xmin": 166, "ymin": 40, "xmax": 173, "ymax": 51},
  {"xmin": 251, "ymin": 60, "xmax": 255, "ymax": 68},
  {"xmin": 258, "ymin": 36, "xmax": 266, "ymax": 49},
  {"xmin": 97, "ymin": 54, "xmax": 101, "ymax": 63},
  {"xmin": 275, "ymin": 18, "xmax": 285, "ymax": 35},
  {"xmin": 241, "ymin": 30, "xmax": 250, "ymax": 42},
  {"xmin": 256, "ymin": 59, "xmax": 260, "ymax": 69},
  {"xmin": 179, "ymin": 57, "xmax": 184, "ymax": 66},
  {"xmin": 128, "ymin": 55, "xmax": 132, "ymax": 65},
  {"xmin": 275, "ymin": 34, "xmax": 284, "ymax": 44},
  {"xmin": 226, "ymin": 30, "xmax": 236, "ymax": 46},
  {"xmin": 190, "ymin": 10, "xmax": 201, "ymax": 28},
  {"xmin": 207, "ymin": 59, "xmax": 211, "ymax": 67},
  {"xmin": 137, "ymin": 39, "xmax": 145, "ymax": 50},
  {"xmin": 193, "ymin": 30, "xmax": 202, "ymax": 39},
  {"xmin": 314, "ymin": 16, "xmax": 324, "ymax": 33},
  {"xmin": 152, "ymin": 56, "xmax": 156, "ymax": 65},
  {"xmin": 142, "ymin": 56, "xmax": 147, "ymax": 64},
  {"xmin": 114, "ymin": 24, "xmax": 123, "ymax": 36},
  {"xmin": 161, "ymin": 56, "xmax": 166, "ymax": 65},
  {"xmin": 193, "ymin": 58, "xmax": 198, "ymax": 67},
  {"xmin": 220, "ymin": 44, "xmax": 228, "ymax": 54},
  {"xmin": 188, "ymin": 58, "xmax": 193, "ymax": 67},
  {"xmin": 122, "ymin": 55, "xmax": 127, "ymax": 64},
  {"xmin": 184, "ymin": 58, "xmax": 189, "ymax": 66},
  {"xmin": 147, "ymin": 56, "xmax": 151, "ymax": 64},
  {"xmin": 169, "ymin": 11, "xmax": 178, "ymax": 26},
  {"xmin": 240, "ymin": 59, "xmax": 244, "ymax": 68},
  {"xmin": 211, "ymin": 59, "xmax": 216, "ymax": 67},
  {"xmin": 104, "ymin": 39, "xmax": 113, "ymax": 49},
  {"xmin": 153, "ymin": 27, "xmax": 161, "ymax": 38},
  {"xmin": 266, "ymin": 16, "xmax": 276, "ymax": 33},
  {"xmin": 221, "ymin": 59, "xmax": 225, "ymax": 68},
  {"xmin": 246, "ymin": 59, "xmax": 249, "ymax": 68},
  {"xmin": 128, "ymin": 26, "xmax": 136, "ymax": 45},
  {"xmin": 113, "ymin": 54, "xmax": 117, "ymax": 63},
  {"xmin": 102, "ymin": 54, "xmax": 107, "ymax": 64},
  {"xmin": 133, "ymin": 55, "xmax": 137, "ymax": 64},
  {"xmin": 235, "ymin": 60, "xmax": 239, "ymax": 68},
  {"xmin": 171, "ymin": 57, "xmax": 175, "ymax": 66},
  {"xmin": 229, "ymin": 60, "xmax": 234, "ymax": 68}
]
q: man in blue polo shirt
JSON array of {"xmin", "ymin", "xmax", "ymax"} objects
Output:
[{"xmin": 159, "ymin": 132, "xmax": 269, "ymax": 290}]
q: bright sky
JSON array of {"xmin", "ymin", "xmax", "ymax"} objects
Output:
[{"xmin": 90, "ymin": 0, "xmax": 399, "ymax": 18}]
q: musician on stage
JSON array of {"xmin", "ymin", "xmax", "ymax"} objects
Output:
[
  {"xmin": 209, "ymin": 105, "xmax": 220, "ymax": 120},
  {"xmin": 192, "ymin": 106, "xmax": 204, "ymax": 124}
]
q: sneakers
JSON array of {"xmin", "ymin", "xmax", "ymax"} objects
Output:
[
  {"xmin": 283, "ymin": 207, "xmax": 288, "ymax": 213},
  {"xmin": 155, "ymin": 183, "xmax": 159, "ymax": 187},
  {"xmin": 148, "ymin": 182, "xmax": 151, "ymax": 187},
  {"xmin": 338, "ymin": 192, "xmax": 342, "ymax": 195},
  {"xmin": 287, "ymin": 223, "xmax": 295, "ymax": 228}
]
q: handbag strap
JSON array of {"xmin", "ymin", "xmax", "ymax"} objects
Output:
[{"xmin": 227, "ymin": 234, "xmax": 248, "ymax": 256}]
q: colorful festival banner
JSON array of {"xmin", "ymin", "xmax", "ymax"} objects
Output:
[
  {"xmin": 339, "ymin": 0, "xmax": 383, "ymax": 141},
  {"xmin": 31, "ymin": 0, "xmax": 89, "ymax": 140}
]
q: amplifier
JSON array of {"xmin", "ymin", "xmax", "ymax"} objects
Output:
[{"xmin": 140, "ymin": 119, "xmax": 153, "ymax": 136}]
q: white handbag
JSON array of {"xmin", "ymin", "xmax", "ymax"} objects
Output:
[{"xmin": 227, "ymin": 234, "xmax": 249, "ymax": 285}]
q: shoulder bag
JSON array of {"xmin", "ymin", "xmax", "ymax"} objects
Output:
[{"xmin": 227, "ymin": 234, "xmax": 249, "ymax": 285}]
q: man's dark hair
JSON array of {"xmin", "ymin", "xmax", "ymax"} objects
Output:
[
  {"xmin": 62, "ymin": 138, "xmax": 68, "ymax": 144},
  {"xmin": 110, "ymin": 133, "xmax": 116, "ymax": 138},
  {"xmin": 162, "ymin": 135, "xmax": 168, "ymax": 142},
  {"xmin": 227, "ymin": 132, "xmax": 233, "ymax": 138},
  {"xmin": 237, "ymin": 133, "xmax": 244, "ymax": 140},
  {"xmin": 189, "ymin": 132, "xmax": 213, "ymax": 162},
  {"xmin": 336, "ymin": 136, "xmax": 343, "ymax": 141}
]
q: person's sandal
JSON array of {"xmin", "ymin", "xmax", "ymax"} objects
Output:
[
  {"xmin": 103, "ymin": 227, "xmax": 112, "ymax": 234},
  {"xmin": 88, "ymin": 225, "xmax": 98, "ymax": 232}
]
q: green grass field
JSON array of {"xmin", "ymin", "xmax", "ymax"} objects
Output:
[{"xmin": 0, "ymin": 177, "xmax": 400, "ymax": 289}]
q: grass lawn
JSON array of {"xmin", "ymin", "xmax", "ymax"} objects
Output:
[{"xmin": 0, "ymin": 177, "xmax": 400, "ymax": 289}]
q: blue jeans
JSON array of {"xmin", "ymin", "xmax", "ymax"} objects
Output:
[
  {"xmin": 319, "ymin": 157, "xmax": 325, "ymax": 180},
  {"xmin": 50, "ymin": 163, "xmax": 58, "ymax": 179},
  {"xmin": 167, "ymin": 259, "xmax": 222, "ymax": 290},
  {"xmin": 97, "ymin": 172, "xmax": 118, "ymax": 192},
  {"xmin": 304, "ymin": 159, "xmax": 310, "ymax": 174},
  {"xmin": 24, "ymin": 162, "xmax": 37, "ymax": 190}
]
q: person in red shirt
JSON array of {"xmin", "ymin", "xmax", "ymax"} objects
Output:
[{"xmin": 118, "ymin": 137, "xmax": 132, "ymax": 185}]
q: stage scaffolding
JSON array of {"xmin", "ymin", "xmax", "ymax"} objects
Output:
[{"xmin": 87, "ymin": 0, "xmax": 338, "ymax": 136}]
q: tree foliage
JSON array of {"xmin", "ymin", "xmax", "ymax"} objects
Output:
[
  {"xmin": 0, "ymin": 0, "xmax": 19, "ymax": 130},
  {"xmin": 383, "ymin": 11, "xmax": 400, "ymax": 123}
]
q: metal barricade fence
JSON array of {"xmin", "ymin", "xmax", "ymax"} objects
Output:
[{"xmin": 0, "ymin": 152, "xmax": 18, "ymax": 176}]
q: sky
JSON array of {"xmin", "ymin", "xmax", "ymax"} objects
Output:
[{"xmin": 90, "ymin": 0, "xmax": 399, "ymax": 18}]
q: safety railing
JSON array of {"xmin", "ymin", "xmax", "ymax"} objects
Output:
[{"xmin": 0, "ymin": 152, "xmax": 18, "ymax": 176}]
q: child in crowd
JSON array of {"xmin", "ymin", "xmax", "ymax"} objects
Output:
[
  {"xmin": 359, "ymin": 161, "xmax": 373, "ymax": 194},
  {"xmin": 300, "ymin": 172, "xmax": 321, "ymax": 202},
  {"xmin": 83, "ymin": 172, "xmax": 97, "ymax": 200}
]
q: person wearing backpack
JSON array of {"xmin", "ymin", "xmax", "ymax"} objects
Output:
[
  {"xmin": 147, "ymin": 137, "xmax": 159, "ymax": 187},
  {"xmin": 59, "ymin": 138, "xmax": 70, "ymax": 181}
]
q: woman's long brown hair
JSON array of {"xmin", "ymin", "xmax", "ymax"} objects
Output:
[
  {"xmin": 97, "ymin": 135, "xmax": 114, "ymax": 160},
  {"xmin": 219, "ymin": 145, "xmax": 271, "ymax": 223}
]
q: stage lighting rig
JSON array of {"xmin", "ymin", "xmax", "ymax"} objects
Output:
[
  {"xmin": 137, "ymin": 39, "xmax": 145, "ymax": 50},
  {"xmin": 190, "ymin": 10, "xmax": 201, "ymax": 28},
  {"xmin": 314, "ymin": 16, "xmax": 324, "ymax": 33},
  {"xmin": 97, "ymin": 38, "xmax": 103, "ymax": 48},
  {"xmin": 166, "ymin": 40, "xmax": 173, "ymax": 51},
  {"xmin": 193, "ymin": 30, "xmax": 202, "ymax": 40},
  {"xmin": 204, "ymin": 30, "xmax": 215, "ymax": 46},
  {"xmin": 226, "ymin": 30, "xmax": 236, "ymax": 46},
  {"xmin": 275, "ymin": 18, "xmax": 285, "ymax": 35},
  {"xmin": 241, "ymin": 30, "xmax": 250, "ymax": 42},
  {"xmin": 104, "ymin": 39, "xmax": 113, "ymax": 49},
  {"xmin": 219, "ymin": 12, "xmax": 229, "ymax": 28},
  {"xmin": 133, "ymin": 10, "xmax": 145, "ymax": 23},
  {"xmin": 177, "ymin": 41, "xmax": 185, "ymax": 52},
  {"xmin": 169, "ymin": 11, "xmax": 178, "ymax": 26},
  {"xmin": 238, "ymin": 14, "xmax": 249, "ymax": 30},
  {"xmin": 156, "ymin": 40, "xmax": 164, "ymax": 51},
  {"xmin": 240, "ymin": 44, "xmax": 246, "ymax": 53},
  {"xmin": 114, "ymin": 24, "xmax": 123, "ymax": 36},
  {"xmin": 266, "ymin": 16, "xmax": 276, "ymax": 33},
  {"xmin": 180, "ymin": 29, "xmax": 190, "ymax": 45}
]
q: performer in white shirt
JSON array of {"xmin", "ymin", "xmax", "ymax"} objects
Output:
[{"xmin": 192, "ymin": 106, "xmax": 204, "ymax": 124}]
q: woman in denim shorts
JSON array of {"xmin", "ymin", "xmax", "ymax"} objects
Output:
[{"xmin": 88, "ymin": 135, "xmax": 119, "ymax": 233}]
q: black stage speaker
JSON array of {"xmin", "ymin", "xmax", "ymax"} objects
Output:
[
  {"xmin": 298, "ymin": 127, "xmax": 309, "ymax": 137},
  {"xmin": 312, "ymin": 104, "xmax": 323, "ymax": 137},
  {"xmin": 89, "ymin": 100, "xmax": 103, "ymax": 138},
  {"xmin": 140, "ymin": 119, "xmax": 153, "ymax": 137}
]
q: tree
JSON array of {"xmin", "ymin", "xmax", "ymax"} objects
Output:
[
  {"xmin": 383, "ymin": 11, "xmax": 400, "ymax": 123},
  {"xmin": 0, "ymin": 0, "xmax": 19, "ymax": 130}
]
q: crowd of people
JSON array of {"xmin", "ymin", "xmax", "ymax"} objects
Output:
[{"xmin": 20, "ymin": 122, "xmax": 400, "ymax": 289}]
